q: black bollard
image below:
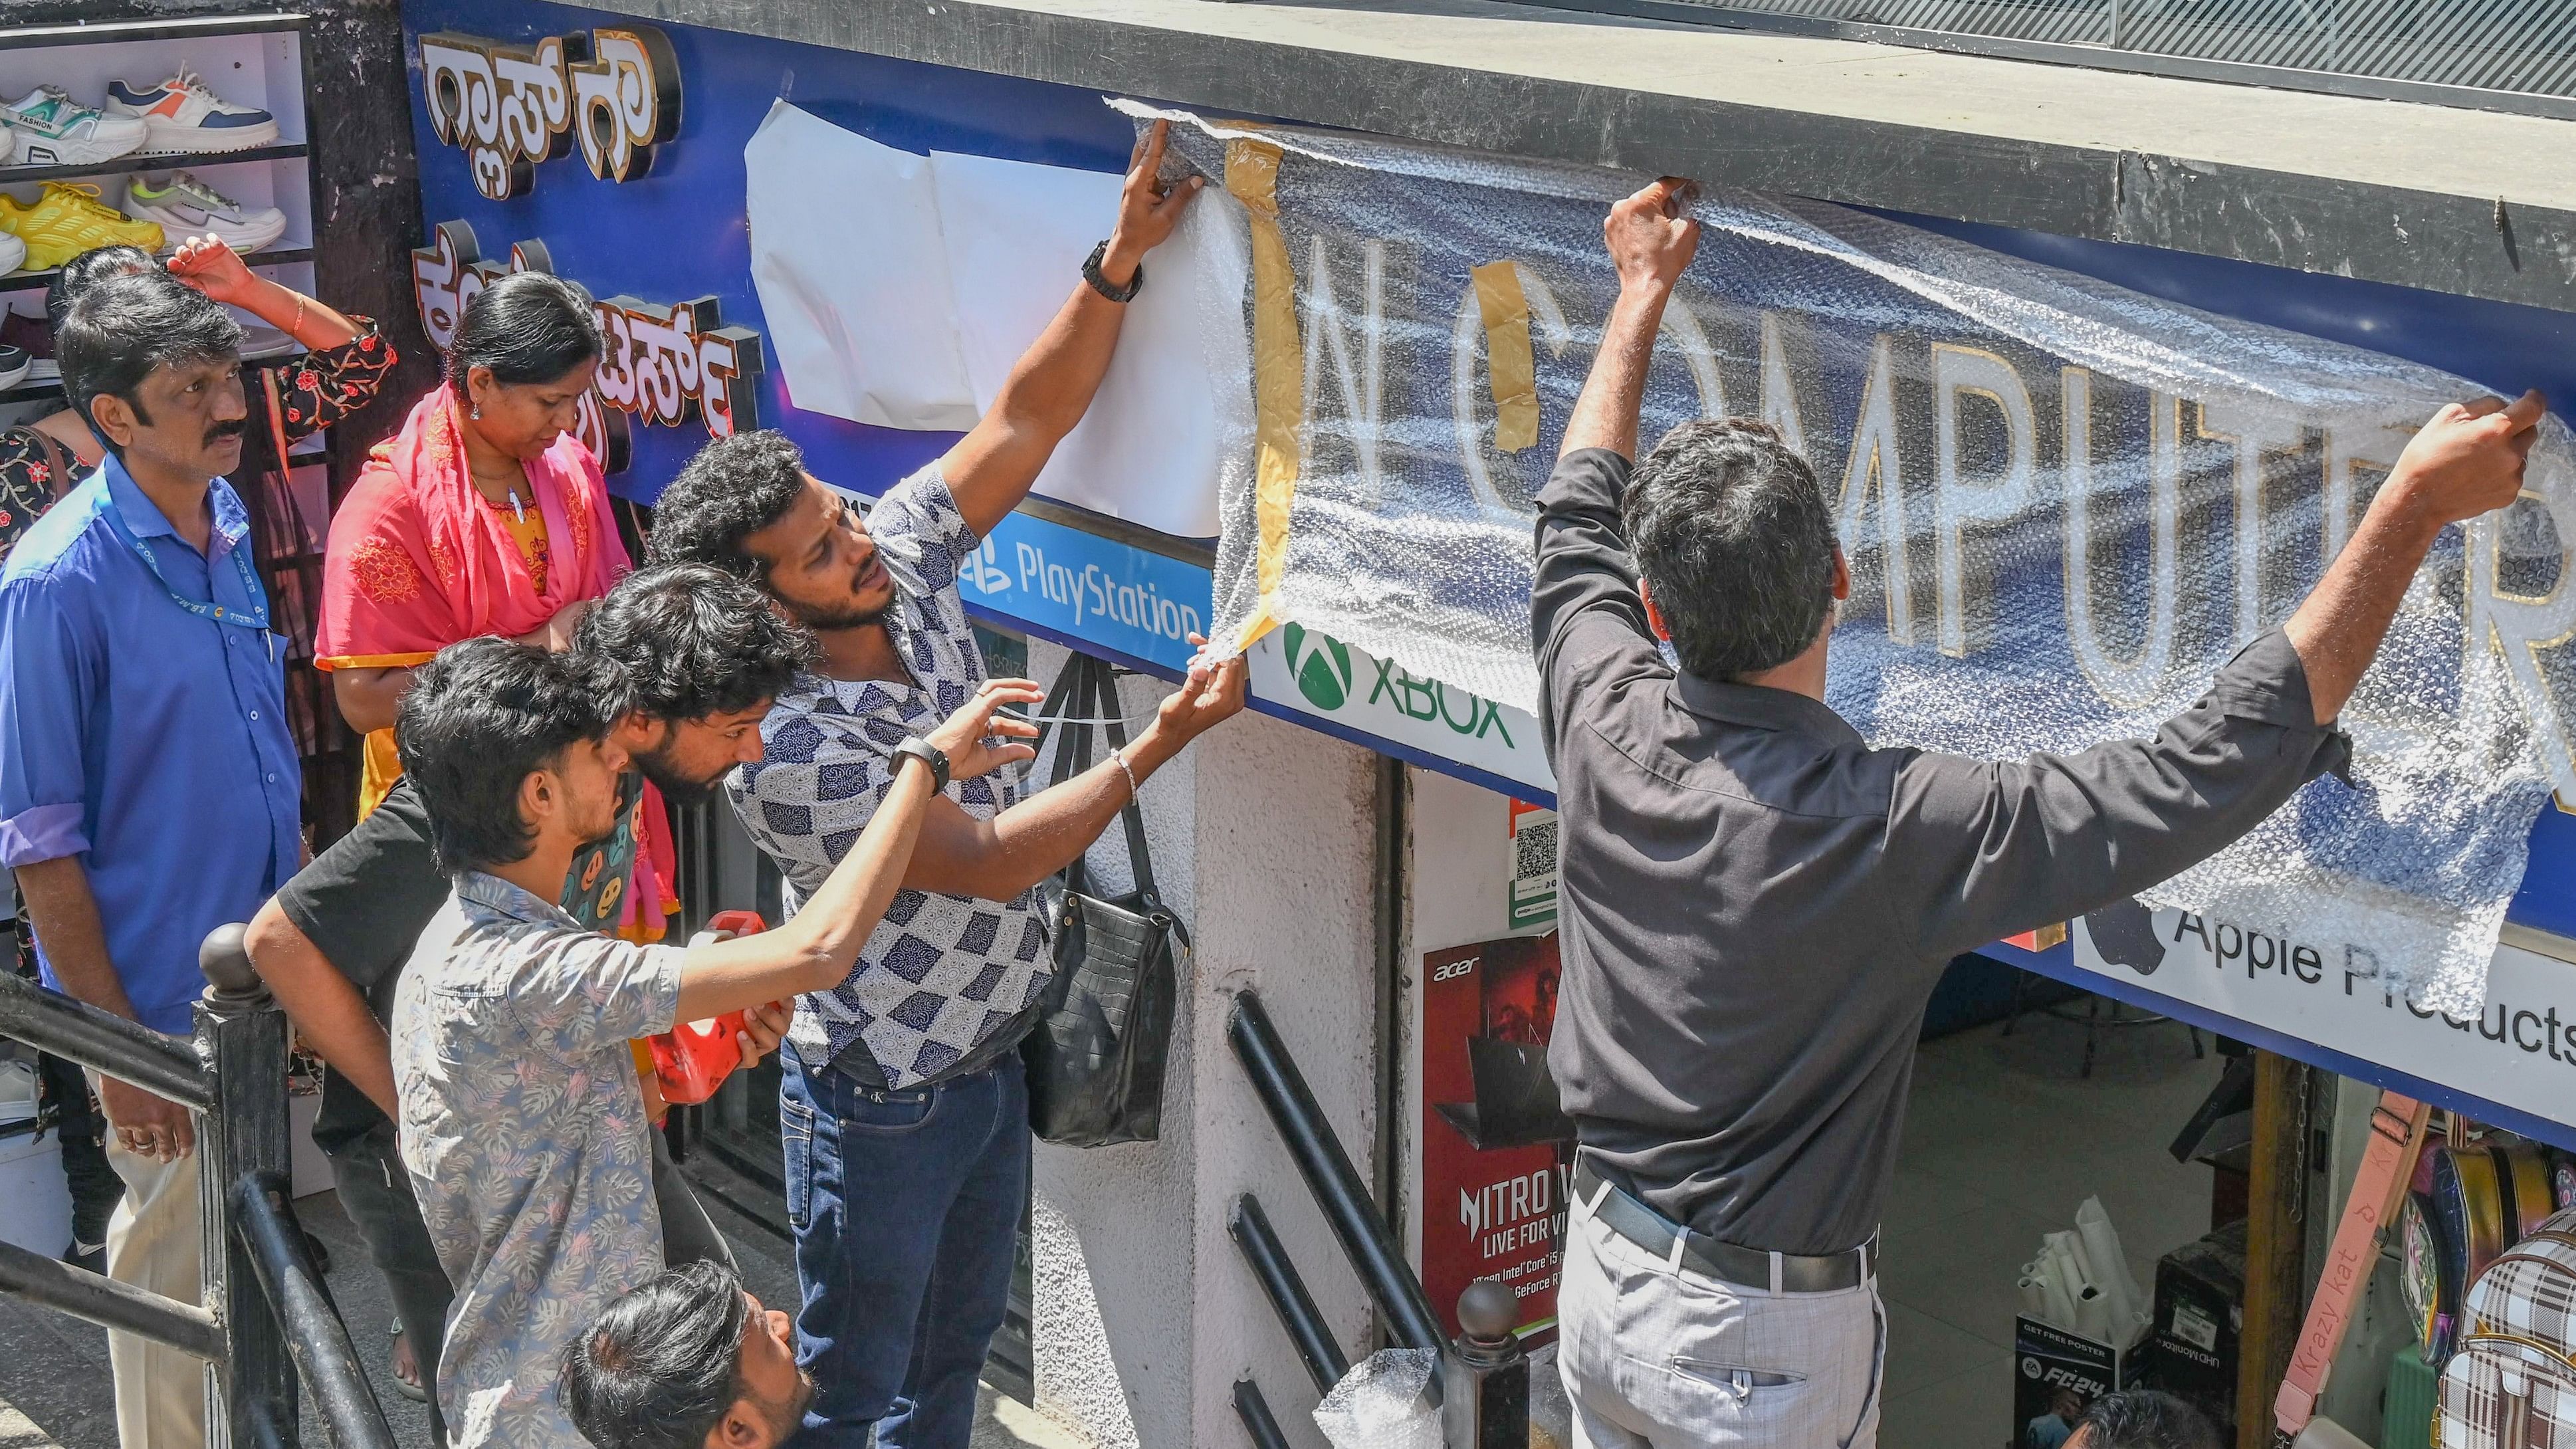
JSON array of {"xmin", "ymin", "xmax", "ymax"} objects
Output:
[{"xmin": 1442, "ymin": 1278, "xmax": 1529, "ymax": 1449}]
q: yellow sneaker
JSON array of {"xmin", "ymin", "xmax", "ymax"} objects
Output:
[{"xmin": 0, "ymin": 183, "xmax": 165, "ymax": 271}]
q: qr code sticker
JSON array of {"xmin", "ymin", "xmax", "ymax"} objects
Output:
[{"xmin": 1511, "ymin": 811, "xmax": 1558, "ymax": 927}]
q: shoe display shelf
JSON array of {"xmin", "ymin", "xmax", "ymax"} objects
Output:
[{"xmin": 0, "ymin": 13, "xmax": 318, "ymax": 405}]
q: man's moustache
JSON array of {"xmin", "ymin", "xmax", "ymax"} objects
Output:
[{"xmin": 204, "ymin": 421, "xmax": 247, "ymax": 445}]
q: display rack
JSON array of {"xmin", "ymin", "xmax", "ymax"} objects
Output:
[{"xmin": 0, "ymin": 10, "xmax": 354, "ymax": 837}]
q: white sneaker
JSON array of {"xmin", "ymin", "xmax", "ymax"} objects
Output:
[
  {"xmin": 124, "ymin": 171, "xmax": 287, "ymax": 253},
  {"xmin": 104, "ymin": 68, "xmax": 278, "ymax": 154},
  {"xmin": 0, "ymin": 231, "xmax": 27, "ymax": 277},
  {"xmin": 1, "ymin": 86, "xmax": 147, "ymax": 166}
]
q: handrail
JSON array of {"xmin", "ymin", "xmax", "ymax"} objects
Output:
[
  {"xmin": 0, "ymin": 923, "xmax": 399, "ymax": 1449},
  {"xmin": 0, "ymin": 970, "xmax": 212, "ymax": 1111},
  {"xmin": 1230, "ymin": 1193, "xmax": 1350, "ymax": 1394},
  {"xmin": 0, "ymin": 1233, "xmax": 225, "ymax": 1359},
  {"xmin": 1232, "ymin": 1378, "xmax": 1293, "ymax": 1449},
  {"xmin": 1227, "ymin": 990, "xmax": 1447, "ymax": 1353},
  {"xmin": 236, "ymin": 1172, "xmax": 397, "ymax": 1449}
]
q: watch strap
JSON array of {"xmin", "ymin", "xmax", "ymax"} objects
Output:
[
  {"xmin": 1083, "ymin": 240, "xmax": 1143, "ymax": 304},
  {"xmin": 892, "ymin": 735, "xmax": 951, "ymax": 791}
]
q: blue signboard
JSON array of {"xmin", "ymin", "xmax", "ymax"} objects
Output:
[{"xmin": 399, "ymin": 0, "xmax": 2576, "ymax": 941}]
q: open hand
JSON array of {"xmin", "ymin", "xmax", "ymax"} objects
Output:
[
  {"xmin": 2386, "ymin": 390, "xmax": 2546, "ymax": 528},
  {"xmin": 100, "ymin": 1076, "xmax": 195, "ymax": 1163},
  {"xmin": 1101, "ymin": 120, "xmax": 1206, "ymax": 285},
  {"xmin": 1155, "ymin": 635, "xmax": 1249, "ymax": 744},
  {"xmin": 926, "ymin": 677, "xmax": 1045, "ymax": 780},
  {"xmin": 166, "ymin": 234, "xmax": 259, "ymax": 308},
  {"xmin": 1605, "ymin": 177, "xmax": 1701, "ymax": 294}
]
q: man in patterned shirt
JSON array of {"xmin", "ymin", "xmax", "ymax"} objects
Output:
[
  {"xmin": 390, "ymin": 636, "xmax": 1039, "ymax": 1449},
  {"xmin": 645, "ymin": 120, "xmax": 1249, "ymax": 1449}
]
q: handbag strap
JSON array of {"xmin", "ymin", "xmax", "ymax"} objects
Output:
[
  {"xmin": 2274, "ymin": 1089, "xmax": 2432, "ymax": 1443},
  {"xmin": 1039, "ymin": 652, "xmax": 1101, "ymax": 897},
  {"xmin": 1091, "ymin": 654, "xmax": 1160, "ymax": 907}
]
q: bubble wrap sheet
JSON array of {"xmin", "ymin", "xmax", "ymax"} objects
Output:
[
  {"xmin": 1311, "ymin": 1348, "xmax": 1442, "ymax": 1449},
  {"xmin": 1117, "ymin": 102, "xmax": 2576, "ymax": 1015}
]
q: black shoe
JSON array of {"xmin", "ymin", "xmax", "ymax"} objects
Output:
[
  {"xmin": 64, "ymin": 1239, "xmax": 103, "ymax": 1275},
  {"xmin": 0, "ymin": 343, "xmax": 29, "ymax": 391}
]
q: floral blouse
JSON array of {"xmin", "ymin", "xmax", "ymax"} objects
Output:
[{"xmin": 0, "ymin": 320, "xmax": 396, "ymax": 564}]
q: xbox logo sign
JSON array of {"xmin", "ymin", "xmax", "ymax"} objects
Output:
[{"xmin": 1283, "ymin": 623, "xmax": 1354, "ymax": 712}]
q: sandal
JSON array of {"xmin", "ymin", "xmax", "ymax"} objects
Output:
[{"xmin": 391, "ymin": 1324, "xmax": 428, "ymax": 1403}]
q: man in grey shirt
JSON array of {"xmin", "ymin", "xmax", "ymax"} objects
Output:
[{"xmin": 1537, "ymin": 177, "xmax": 2545, "ymax": 1448}]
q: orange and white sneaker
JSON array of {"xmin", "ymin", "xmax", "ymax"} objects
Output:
[
  {"xmin": 105, "ymin": 68, "xmax": 278, "ymax": 154},
  {"xmin": 0, "ymin": 183, "xmax": 165, "ymax": 271}
]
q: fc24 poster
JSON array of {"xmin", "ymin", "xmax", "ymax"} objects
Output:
[{"xmin": 1420, "ymin": 933, "xmax": 1576, "ymax": 1339}]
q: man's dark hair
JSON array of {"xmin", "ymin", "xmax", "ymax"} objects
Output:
[
  {"xmin": 560, "ymin": 1260, "xmax": 750, "ymax": 1449},
  {"xmin": 2076, "ymin": 1391, "xmax": 2222, "ymax": 1449},
  {"xmin": 56, "ymin": 272, "xmax": 243, "ymax": 453},
  {"xmin": 1622, "ymin": 419, "xmax": 1838, "ymax": 681},
  {"xmin": 47, "ymin": 245, "xmax": 156, "ymax": 333},
  {"xmin": 449, "ymin": 271, "xmax": 602, "ymax": 388},
  {"xmin": 395, "ymin": 637, "xmax": 608, "ymax": 875},
  {"xmin": 575, "ymin": 563, "xmax": 815, "ymax": 723},
  {"xmin": 647, "ymin": 431, "xmax": 810, "ymax": 584}
]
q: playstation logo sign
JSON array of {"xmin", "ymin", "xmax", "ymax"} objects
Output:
[{"xmin": 961, "ymin": 540, "xmax": 1012, "ymax": 594}]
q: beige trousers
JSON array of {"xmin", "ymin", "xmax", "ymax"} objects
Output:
[{"xmin": 94, "ymin": 1077, "xmax": 209, "ymax": 1449}]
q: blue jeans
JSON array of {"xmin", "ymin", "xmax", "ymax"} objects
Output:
[{"xmin": 782, "ymin": 1050, "xmax": 1029, "ymax": 1449}]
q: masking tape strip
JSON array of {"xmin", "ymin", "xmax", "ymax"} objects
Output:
[
  {"xmin": 1471, "ymin": 260, "xmax": 1539, "ymax": 455},
  {"xmin": 1226, "ymin": 136, "xmax": 1301, "ymax": 651}
]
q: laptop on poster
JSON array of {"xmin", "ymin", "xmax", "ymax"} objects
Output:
[{"xmin": 1434, "ymin": 1036, "xmax": 1576, "ymax": 1151}]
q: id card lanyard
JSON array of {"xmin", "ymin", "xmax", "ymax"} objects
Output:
[{"xmin": 100, "ymin": 489, "xmax": 275, "ymax": 661}]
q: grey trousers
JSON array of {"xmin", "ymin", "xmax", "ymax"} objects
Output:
[
  {"xmin": 1556, "ymin": 1190, "xmax": 1886, "ymax": 1449},
  {"xmin": 328, "ymin": 1121, "xmax": 736, "ymax": 1447}
]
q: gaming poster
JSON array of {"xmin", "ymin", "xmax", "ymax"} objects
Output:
[{"xmin": 1420, "ymin": 933, "xmax": 1575, "ymax": 1339}]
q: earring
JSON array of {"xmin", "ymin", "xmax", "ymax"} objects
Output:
[{"xmin": 471, "ymin": 400, "xmax": 481, "ymax": 419}]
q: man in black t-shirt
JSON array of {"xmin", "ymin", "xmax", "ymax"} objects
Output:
[{"xmin": 244, "ymin": 565, "xmax": 814, "ymax": 1439}]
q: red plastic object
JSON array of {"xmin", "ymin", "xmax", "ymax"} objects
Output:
[{"xmin": 645, "ymin": 911, "xmax": 770, "ymax": 1105}]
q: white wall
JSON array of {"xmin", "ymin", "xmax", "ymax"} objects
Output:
[{"xmin": 1023, "ymin": 640, "xmax": 1386, "ymax": 1449}]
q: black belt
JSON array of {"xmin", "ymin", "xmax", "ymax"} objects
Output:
[{"xmin": 1572, "ymin": 1161, "xmax": 1876, "ymax": 1295}]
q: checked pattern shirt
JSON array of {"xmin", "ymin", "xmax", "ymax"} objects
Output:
[{"xmin": 728, "ymin": 466, "xmax": 1051, "ymax": 1089}]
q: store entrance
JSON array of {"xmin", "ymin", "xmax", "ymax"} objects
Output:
[{"xmin": 1889, "ymin": 961, "xmax": 2235, "ymax": 1448}]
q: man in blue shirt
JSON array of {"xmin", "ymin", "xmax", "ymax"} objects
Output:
[{"xmin": 0, "ymin": 269, "xmax": 300, "ymax": 1449}]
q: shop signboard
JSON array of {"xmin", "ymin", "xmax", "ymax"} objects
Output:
[
  {"xmin": 1243, "ymin": 624, "xmax": 1555, "ymax": 802},
  {"xmin": 2070, "ymin": 903, "xmax": 2576, "ymax": 1143},
  {"xmin": 952, "ymin": 518, "xmax": 1214, "ymax": 677},
  {"xmin": 1419, "ymin": 934, "xmax": 1572, "ymax": 1341}
]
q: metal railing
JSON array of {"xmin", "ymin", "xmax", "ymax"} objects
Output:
[
  {"xmin": 0, "ymin": 924, "xmax": 395, "ymax": 1449},
  {"xmin": 1543, "ymin": 0, "xmax": 2576, "ymax": 118},
  {"xmin": 1226, "ymin": 989, "xmax": 1531, "ymax": 1448}
]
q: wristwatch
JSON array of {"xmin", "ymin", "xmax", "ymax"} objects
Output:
[
  {"xmin": 890, "ymin": 736, "xmax": 952, "ymax": 791},
  {"xmin": 1083, "ymin": 241, "xmax": 1144, "ymax": 304}
]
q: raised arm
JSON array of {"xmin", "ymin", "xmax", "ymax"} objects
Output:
[
  {"xmin": 167, "ymin": 235, "xmax": 362, "ymax": 350},
  {"xmin": 675, "ymin": 679, "xmax": 1042, "ymax": 1020},
  {"xmin": 937, "ymin": 120, "xmax": 1204, "ymax": 538},
  {"xmin": 2286, "ymin": 391, "xmax": 2543, "ymax": 723},
  {"xmin": 1899, "ymin": 390, "xmax": 2545, "ymax": 957},
  {"xmin": 1533, "ymin": 180, "xmax": 1701, "ymax": 748}
]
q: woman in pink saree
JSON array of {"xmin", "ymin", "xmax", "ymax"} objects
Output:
[{"xmin": 316, "ymin": 271, "xmax": 677, "ymax": 941}]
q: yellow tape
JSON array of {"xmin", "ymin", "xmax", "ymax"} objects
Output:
[
  {"xmin": 1471, "ymin": 261, "xmax": 1539, "ymax": 454},
  {"xmin": 1227, "ymin": 137, "xmax": 1302, "ymax": 651}
]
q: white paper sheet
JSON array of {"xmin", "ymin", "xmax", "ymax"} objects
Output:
[
  {"xmin": 744, "ymin": 101, "xmax": 978, "ymax": 431},
  {"xmin": 743, "ymin": 104, "xmax": 1236, "ymax": 539}
]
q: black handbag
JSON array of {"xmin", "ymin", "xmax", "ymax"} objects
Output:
[{"xmin": 1022, "ymin": 652, "xmax": 1185, "ymax": 1147}]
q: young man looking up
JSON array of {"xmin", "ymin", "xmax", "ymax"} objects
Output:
[
  {"xmin": 243, "ymin": 563, "xmax": 811, "ymax": 1438},
  {"xmin": 391, "ymin": 635, "xmax": 1039, "ymax": 1449},
  {"xmin": 1537, "ymin": 178, "xmax": 2541, "ymax": 1447},
  {"xmin": 0, "ymin": 270, "xmax": 298, "ymax": 1449},
  {"xmin": 646, "ymin": 120, "xmax": 1247, "ymax": 1449},
  {"xmin": 559, "ymin": 1262, "xmax": 811, "ymax": 1449}
]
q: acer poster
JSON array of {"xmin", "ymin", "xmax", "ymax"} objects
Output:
[{"xmin": 1420, "ymin": 932, "xmax": 1576, "ymax": 1339}]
